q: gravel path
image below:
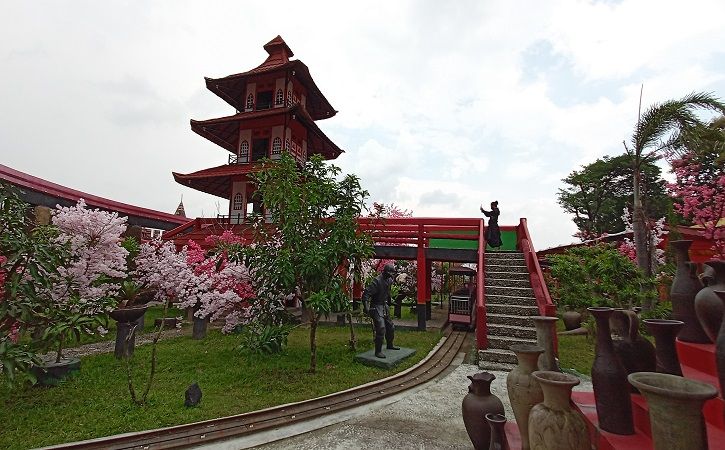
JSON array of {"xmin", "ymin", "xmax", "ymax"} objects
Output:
[
  {"xmin": 248, "ymin": 363, "xmax": 593, "ymax": 450},
  {"xmin": 40, "ymin": 327, "xmax": 189, "ymax": 361}
]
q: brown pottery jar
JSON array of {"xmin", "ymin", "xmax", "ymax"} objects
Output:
[
  {"xmin": 462, "ymin": 372, "xmax": 505, "ymax": 450},
  {"xmin": 643, "ymin": 319, "xmax": 684, "ymax": 376},
  {"xmin": 695, "ymin": 261, "xmax": 725, "ymax": 342},
  {"xmin": 610, "ymin": 309, "xmax": 656, "ymax": 391},
  {"xmin": 670, "ymin": 240, "xmax": 710, "ymax": 343},
  {"xmin": 588, "ymin": 307, "xmax": 634, "ymax": 435}
]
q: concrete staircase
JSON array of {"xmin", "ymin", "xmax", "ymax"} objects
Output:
[{"xmin": 478, "ymin": 251, "xmax": 540, "ymax": 370}]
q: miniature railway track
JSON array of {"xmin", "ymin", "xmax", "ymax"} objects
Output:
[{"xmin": 53, "ymin": 330, "xmax": 468, "ymax": 450}]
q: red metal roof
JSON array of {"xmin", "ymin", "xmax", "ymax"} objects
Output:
[
  {"xmin": 0, "ymin": 164, "xmax": 188, "ymax": 227},
  {"xmin": 204, "ymin": 36, "xmax": 336, "ymax": 120}
]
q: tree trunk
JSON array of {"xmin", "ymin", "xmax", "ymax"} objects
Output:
[
  {"xmin": 633, "ymin": 170, "xmax": 654, "ymax": 310},
  {"xmin": 309, "ymin": 313, "xmax": 318, "ymax": 373},
  {"xmin": 55, "ymin": 336, "xmax": 64, "ymax": 363},
  {"xmin": 347, "ymin": 312, "xmax": 357, "ymax": 351}
]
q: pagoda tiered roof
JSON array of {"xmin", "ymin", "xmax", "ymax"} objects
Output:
[
  {"xmin": 190, "ymin": 103, "xmax": 343, "ymax": 159},
  {"xmin": 172, "ymin": 164, "xmax": 264, "ymax": 199},
  {"xmin": 204, "ymin": 36, "xmax": 337, "ymax": 120}
]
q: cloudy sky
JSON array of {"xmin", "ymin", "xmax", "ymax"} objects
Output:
[{"xmin": 2, "ymin": 0, "xmax": 724, "ymax": 248}]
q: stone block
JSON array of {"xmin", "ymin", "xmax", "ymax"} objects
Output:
[{"xmin": 354, "ymin": 347, "xmax": 416, "ymax": 369}]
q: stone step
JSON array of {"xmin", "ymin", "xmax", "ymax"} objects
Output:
[
  {"xmin": 478, "ymin": 348, "xmax": 517, "ymax": 365},
  {"xmin": 486, "ymin": 334, "xmax": 537, "ymax": 351},
  {"xmin": 485, "ymin": 270, "xmax": 529, "ymax": 280},
  {"xmin": 487, "ymin": 313, "xmax": 536, "ymax": 328},
  {"xmin": 478, "ymin": 360, "xmax": 516, "ymax": 372},
  {"xmin": 487, "ymin": 323, "xmax": 537, "ymax": 340},
  {"xmin": 486, "ymin": 252, "xmax": 524, "ymax": 259},
  {"xmin": 485, "ymin": 294, "xmax": 538, "ymax": 305},
  {"xmin": 486, "ymin": 303, "xmax": 539, "ymax": 316},
  {"xmin": 485, "ymin": 285, "xmax": 534, "ymax": 297},
  {"xmin": 484, "ymin": 277, "xmax": 531, "ymax": 288},
  {"xmin": 485, "ymin": 264, "xmax": 528, "ymax": 274}
]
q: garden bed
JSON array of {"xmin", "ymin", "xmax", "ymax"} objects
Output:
[{"xmin": 0, "ymin": 326, "xmax": 442, "ymax": 449}]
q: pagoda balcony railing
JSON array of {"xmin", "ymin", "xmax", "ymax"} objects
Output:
[{"xmin": 229, "ymin": 154, "xmax": 249, "ymax": 165}]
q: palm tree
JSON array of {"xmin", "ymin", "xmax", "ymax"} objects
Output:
[{"xmin": 624, "ymin": 92, "xmax": 725, "ymax": 292}]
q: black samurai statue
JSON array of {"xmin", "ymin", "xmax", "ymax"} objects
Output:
[{"xmin": 362, "ymin": 263, "xmax": 400, "ymax": 358}]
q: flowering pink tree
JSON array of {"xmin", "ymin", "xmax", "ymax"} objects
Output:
[
  {"xmin": 134, "ymin": 232, "xmax": 256, "ymax": 334},
  {"xmin": 668, "ymin": 152, "xmax": 725, "ymax": 258},
  {"xmin": 37, "ymin": 200, "xmax": 129, "ymax": 361},
  {"xmin": 617, "ymin": 208, "xmax": 666, "ymax": 273}
]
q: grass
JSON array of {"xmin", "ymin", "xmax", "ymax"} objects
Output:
[
  {"xmin": 556, "ymin": 319, "xmax": 595, "ymax": 376},
  {"xmin": 0, "ymin": 325, "xmax": 442, "ymax": 449}
]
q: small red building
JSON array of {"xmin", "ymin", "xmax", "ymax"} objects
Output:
[{"xmin": 173, "ymin": 36, "xmax": 343, "ymax": 222}]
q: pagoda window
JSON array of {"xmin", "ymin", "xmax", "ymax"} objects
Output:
[
  {"xmin": 275, "ymin": 89, "xmax": 284, "ymax": 106},
  {"xmin": 239, "ymin": 140, "xmax": 249, "ymax": 163},
  {"xmin": 256, "ymin": 90, "xmax": 273, "ymax": 110},
  {"xmin": 252, "ymin": 138, "xmax": 269, "ymax": 162},
  {"xmin": 246, "ymin": 93, "xmax": 254, "ymax": 110},
  {"xmin": 271, "ymin": 137, "xmax": 282, "ymax": 159},
  {"xmin": 232, "ymin": 193, "xmax": 243, "ymax": 210}
]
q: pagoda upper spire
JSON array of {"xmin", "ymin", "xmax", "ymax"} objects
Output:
[{"xmin": 262, "ymin": 35, "xmax": 294, "ymax": 65}]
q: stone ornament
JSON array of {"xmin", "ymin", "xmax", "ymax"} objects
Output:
[
  {"xmin": 643, "ymin": 318, "xmax": 685, "ymax": 376},
  {"xmin": 528, "ymin": 371, "xmax": 590, "ymax": 450},
  {"xmin": 629, "ymin": 372, "xmax": 717, "ymax": 450},
  {"xmin": 532, "ymin": 316, "xmax": 560, "ymax": 372},
  {"xmin": 507, "ymin": 344, "xmax": 544, "ymax": 450}
]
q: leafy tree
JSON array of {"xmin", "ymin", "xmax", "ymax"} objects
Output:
[
  {"xmin": 558, "ymin": 154, "xmax": 670, "ymax": 239},
  {"xmin": 546, "ymin": 244, "xmax": 656, "ymax": 311},
  {"xmin": 624, "ymin": 92, "xmax": 725, "ymax": 279},
  {"xmin": 240, "ymin": 154, "xmax": 374, "ymax": 373}
]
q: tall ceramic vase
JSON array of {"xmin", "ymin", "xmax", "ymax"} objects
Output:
[
  {"xmin": 670, "ymin": 240, "xmax": 710, "ymax": 343},
  {"xmin": 610, "ymin": 309, "xmax": 656, "ymax": 389},
  {"xmin": 528, "ymin": 371, "xmax": 591, "ymax": 450},
  {"xmin": 588, "ymin": 307, "xmax": 634, "ymax": 435},
  {"xmin": 714, "ymin": 290, "xmax": 725, "ymax": 394},
  {"xmin": 629, "ymin": 372, "xmax": 717, "ymax": 450},
  {"xmin": 462, "ymin": 372, "xmax": 505, "ymax": 450},
  {"xmin": 485, "ymin": 413, "xmax": 510, "ymax": 450},
  {"xmin": 695, "ymin": 261, "xmax": 725, "ymax": 342},
  {"xmin": 643, "ymin": 319, "xmax": 684, "ymax": 376},
  {"xmin": 532, "ymin": 316, "xmax": 560, "ymax": 371},
  {"xmin": 506, "ymin": 344, "xmax": 544, "ymax": 450}
]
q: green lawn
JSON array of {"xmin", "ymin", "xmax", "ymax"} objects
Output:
[
  {"xmin": 0, "ymin": 325, "xmax": 442, "ymax": 449},
  {"xmin": 556, "ymin": 319, "xmax": 595, "ymax": 376}
]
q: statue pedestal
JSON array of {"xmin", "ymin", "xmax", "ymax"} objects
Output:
[{"xmin": 354, "ymin": 347, "xmax": 416, "ymax": 369}]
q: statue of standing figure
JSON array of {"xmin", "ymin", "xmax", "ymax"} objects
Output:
[{"xmin": 362, "ymin": 263, "xmax": 400, "ymax": 358}]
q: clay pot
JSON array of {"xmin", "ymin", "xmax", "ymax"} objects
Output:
[
  {"xmin": 628, "ymin": 372, "xmax": 717, "ymax": 450},
  {"xmin": 506, "ymin": 344, "xmax": 544, "ymax": 450},
  {"xmin": 462, "ymin": 372, "xmax": 505, "ymax": 450},
  {"xmin": 670, "ymin": 240, "xmax": 710, "ymax": 343},
  {"xmin": 532, "ymin": 316, "xmax": 560, "ymax": 372},
  {"xmin": 695, "ymin": 261, "xmax": 725, "ymax": 342},
  {"xmin": 528, "ymin": 371, "xmax": 591, "ymax": 450},
  {"xmin": 714, "ymin": 290, "xmax": 725, "ymax": 394},
  {"xmin": 643, "ymin": 319, "xmax": 684, "ymax": 376},
  {"xmin": 588, "ymin": 307, "xmax": 634, "ymax": 435},
  {"xmin": 610, "ymin": 309, "xmax": 656, "ymax": 391},
  {"xmin": 485, "ymin": 413, "xmax": 509, "ymax": 450},
  {"xmin": 562, "ymin": 310, "xmax": 582, "ymax": 331}
]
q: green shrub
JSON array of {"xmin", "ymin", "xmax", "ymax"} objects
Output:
[
  {"xmin": 546, "ymin": 244, "xmax": 657, "ymax": 310},
  {"xmin": 239, "ymin": 323, "xmax": 296, "ymax": 355}
]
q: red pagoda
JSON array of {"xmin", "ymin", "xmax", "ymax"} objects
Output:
[{"xmin": 173, "ymin": 36, "xmax": 343, "ymax": 223}]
